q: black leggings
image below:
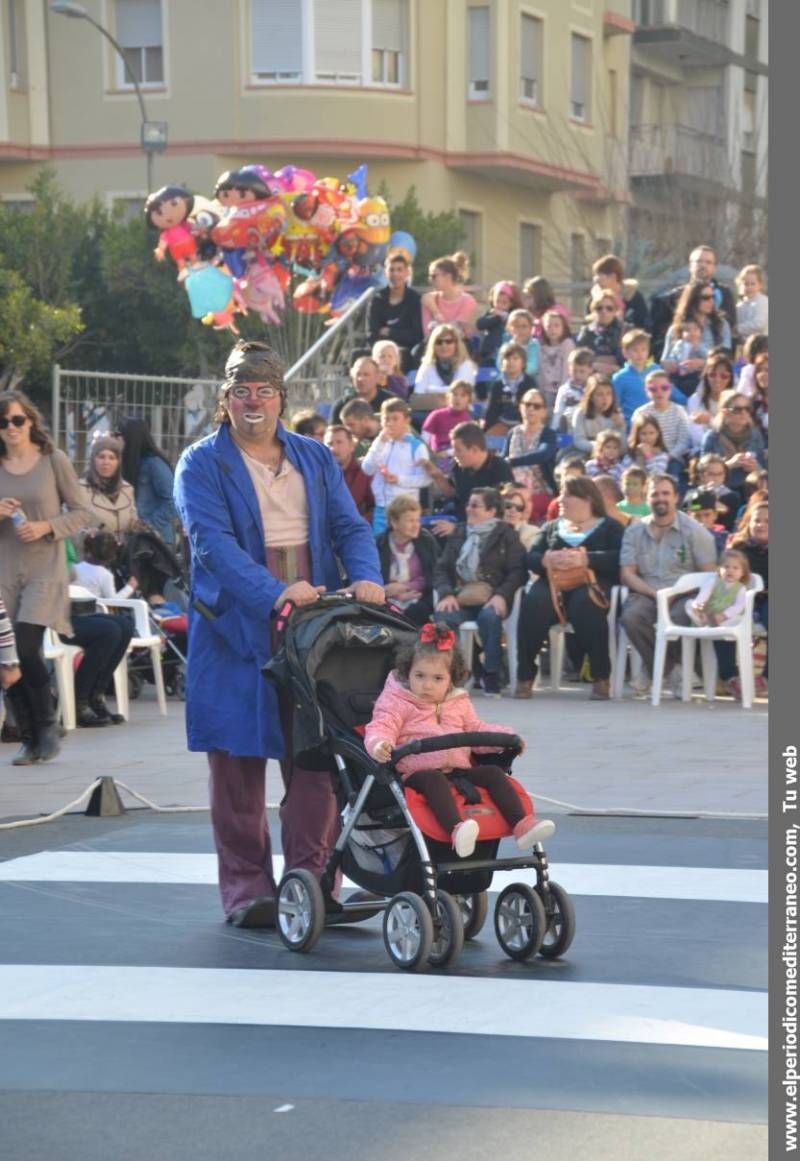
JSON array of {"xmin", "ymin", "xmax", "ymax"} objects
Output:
[
  {"xmin": 405, "ymin": 765, "xmax": 526, "ymax": 834},
  {"xmin": 13, "ymin": 622, "xmax": 49, "ymax": 689}
]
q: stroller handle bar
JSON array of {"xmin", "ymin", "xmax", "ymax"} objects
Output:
[{"xmin": 391, "ymin": 732, "xmax": 522, "ymax": 763}]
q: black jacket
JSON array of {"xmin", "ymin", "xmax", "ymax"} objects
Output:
[
  {"xmin": 476, "ymin": 311, "xmax": 507, "ymax": 364},
  {"xmin": 376, "ymin": 527, "xmax": 439, "ymax": 606},
  {"xmin": 447, "ymin": 453, "xmax": 514, "ymax": 520},
  {"xmin": 367, "ymin": 286, "xmax": 424, "ymax": 354},
  {"xmin": 482, "ymin": 373, "xmax": 538, "ymax": 430},
  {"xmin": 527, "ymin": 517, "xmax": 623, "ymax": 588},
  {"xmin": 575, "ymin": 320, "xmax": 624, "ymax": 368},
  {"xmin": 435, "ymin": 521, "xmax": 527, "ymax": 607}
]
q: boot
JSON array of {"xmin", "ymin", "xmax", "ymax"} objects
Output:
[
  {"xmin": 89, "ymin": 694, "xmax": 124, "ymax": 725},
  {"xmin": 5, "ymin": 683, "xmax": 39, "ymax": 766},
  {"xmin": 27, "ymin": 683, "xmax": 61, "ymax": 763}
]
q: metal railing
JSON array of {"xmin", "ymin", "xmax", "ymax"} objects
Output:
[{"xmin": 629, "ymin": 123, "xmax": 728, "ymax": 183}]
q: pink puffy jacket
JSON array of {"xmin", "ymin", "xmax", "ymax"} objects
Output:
[{"xmin": 364, "ymin": 671, "xmax": 515, "ymax": 779}]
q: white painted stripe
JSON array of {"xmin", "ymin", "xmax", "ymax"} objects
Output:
[
  {"xmin": 0, "ymin": 965, "xmax": 767, "ymax": 1052},
  {"xmin": 0, "ymin": 851, "xmax": 767, "ymax": 903}
]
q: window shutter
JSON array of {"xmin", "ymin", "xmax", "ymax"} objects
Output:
[
  {"xmin": 520, "ymin": 14, "xmax": 540, "ymax": 102},
  {"xmin": 116, "ymin": 0, "xmax": 162, "ymax": 48},
  {"xmin": 570, "ymin": 34, "xmax": 590, "ymax": 118},
  {"xmin": 373, "ymin": 0, "xmax": 404, "ymax": 49},
  {"xmin": 469, "ymin": 7, "xmax": 490, "ymax": 93},
  {"xmin": 251, "ymin": 0, "xmax": 303, "ymax": 77},
  {"xmin": 315, "ymin": 0, "xmax": 363, "ymax": 80}
]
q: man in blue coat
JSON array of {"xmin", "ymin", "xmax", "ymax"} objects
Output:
[{"xmin": 174, "ymin": 341, "xmax": 384, "ymax": 927}]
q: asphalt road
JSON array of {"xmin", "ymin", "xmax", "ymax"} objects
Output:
[{"xmin": 0, "ymin": 808, "xmax": 766, "ymax": 1161}]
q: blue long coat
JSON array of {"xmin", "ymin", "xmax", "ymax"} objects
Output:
[{"xmin": 173, "ymin": 422, "xmax": 382, "ymax": 758}]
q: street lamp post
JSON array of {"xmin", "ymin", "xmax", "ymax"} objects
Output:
[{"xmin": 50, "ymin": 1, "xmax": 167, "ymax": 192}]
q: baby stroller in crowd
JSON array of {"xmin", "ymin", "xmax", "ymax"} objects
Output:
[{"xmin": 264, "ymin": 594, "xmax": 575, "ymax": 972}]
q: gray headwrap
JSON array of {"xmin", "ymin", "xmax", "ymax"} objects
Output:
[{"xmin": 223, "ymin": 341, "xmax": 285, "ymax": 390}]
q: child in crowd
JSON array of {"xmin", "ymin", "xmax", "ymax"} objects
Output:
[
  {"xmin": 683, "ymin": 491, "xmax": 728, "ymax": 557},
  {"xmin": 361, "ymin": 398, "xmax": 431, "ymax": 535},
  {"xmin": 626, "ymin": 415, "xmax": 670, "ymax": 477},
  {"xmin": 686, "ymin": 454, "xmax": 740, "ymax": 531},
  {"xmin": 483, "ymin": 342, "xmax": 536, "ymax": 431},
  {"xmin": 544, "ymin": 457, "xmax": 586, "ymax": 520},
  {"xmin": 476, "ymin": 281, "xmax": 523, "ymax": 366},
  {"xmin": 293, "ymin": 410, "xmax": 328, "ymax": 441},
  {"xmin": 630, "ymin": 370, "xmax": 691, "ymax": 465},
  {"xmin": 586, "ymin": 430, "xmax": 625, "ymax": 482},
  {"xmin": 552, "ymin": 347, "xmax": 594, "ymax": 431},
  {"xmin": 537, "ymin": 310, "xmax": 575, "ymax": 410},
  {"xmin": 618, "ymin": 465, "xmax": 651, "ymax": 518},
  {"xmin": 421, "ymin": 381, "xmax": 474, "ymax": 459},
  {"xmin": 340, "ymin": 398, "xmax": 382, "ymax": 457},
  {"xmin": 372, "ymin": 339, "xmax": 410, "ymax": 399},
  {"xmin": 497, "ymin": 309, "xmax": 540, "ymax": 378},
  {"xmin": 688, "ymin": 549, "xmax": 750, "ymax": 625},
  {"xmin": 571, "ymin": 374, "xmax": 626, "ymax": 455},
  {"xmin": 612, "ymin": 329, "xmax": 662, "ymax": 425},
  {"xmin": 738, "ymin": 333, "xmax": 768, "ymax": 398},
  {"xmin": 0, "ymin": 594, "xmax": 21, "ymax": 692},
  {"xmin": 660, "ymin": 319, "xmax": 708, "ymax": 399},
  {"xmin": 72, "ymin": 530, "xmax": 137, "ymax": 599},
  {"xmin": 735, "ymin": 264, "xmax": 768, "ymax": 340},
  {"xmin": 365, "ymin": 622, "xmax": 555, "ymax": 858}
]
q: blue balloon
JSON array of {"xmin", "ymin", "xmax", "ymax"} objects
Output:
[
  {"xmin": 388, "ymin": 230, "xmax": 417, "ymax": 261},
  {"xmin": 184, "ymin": 265, "xmax": 233, "ymax": 319},
  {"xmin": 346, "ymin": 164, "xmax": 369, "ymax": 200}
]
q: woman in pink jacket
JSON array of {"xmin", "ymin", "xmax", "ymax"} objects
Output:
[{"xmin": 365, "ymin": 622, "xmax": 555, "ymax": 858}]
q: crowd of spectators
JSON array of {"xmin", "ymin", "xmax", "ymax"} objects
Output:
[{"xmin": 333, "ymin": 242, "xmax": 768, "ymax": 702}]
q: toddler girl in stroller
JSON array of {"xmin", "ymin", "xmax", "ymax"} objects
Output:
[{"xmin": 365, "ymin": 622, "xmax": 555, "ymax": 858}]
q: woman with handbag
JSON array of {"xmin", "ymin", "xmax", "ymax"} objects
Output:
[
  {"xmin": 514, "ymin": 476, "xmax": 623, "ymax": 701},
  {"xmin": 0, "ymin": 390, "xmax": 91, "ymax": 764}
]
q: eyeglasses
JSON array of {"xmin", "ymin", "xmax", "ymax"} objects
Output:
[
  {"xmin": 524, "ymin": 401, "xmax": 545, "ymax": 410},
  {"xmin": 504, "ymin": 502, "xmax": 526, "ymax": 513},
  {"xmin": 0, "ymin": 414, "xmax": 27, "ymax": 429},
  {"xmin": 726, "ymin": 404, "xmax": 752, "ymax": 414},
  {"xmin": 228, "ymin": 384, "xmax": 282, "ymax": 400},
  {"xmin": 435, "ymin": 336, "xmax": 456, "ymax": 345},
  {"xmin": 699, "ymin": 293, "xmax": 715, "ymax": 301},
  {"xmin": 647, "ymin": 384, "xmax": 672, "ymax": 393}
]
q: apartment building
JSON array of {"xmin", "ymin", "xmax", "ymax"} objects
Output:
[
  {"xmin": 629, "ymin": 0, "xmax": 768, "ymax": 266},
  {"xmin": 0, "ymin": 0, "xmax": 632, "ymax": 289}
]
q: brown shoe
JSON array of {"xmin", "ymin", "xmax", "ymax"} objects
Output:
[
  {"xmin": 513, "ymin": 681, "xmax": 534, "ymax": 699},
  {"xmin": 590, "ymin": 680, "xmax": 610, "ymax": 701}
]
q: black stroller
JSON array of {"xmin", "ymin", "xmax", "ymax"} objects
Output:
[{"xmin": 264, "ymin": 595, "xmax": 575, "ymax": 972}]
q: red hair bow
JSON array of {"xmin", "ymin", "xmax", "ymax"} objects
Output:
[{"xmin": 419, "ymin": 623, "xmax": 456, "ymax": 651}]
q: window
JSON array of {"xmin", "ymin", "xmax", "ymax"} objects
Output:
[
  {"xmin": 570, "ymin": 34, "xmax": 591, "ymax": 122},
  {"xmin": 372, "ymin": 0, "xmax": 408, "ymax": 86},
  {"xmin": 251, "ymin": 0, "xmax": 303, "ymax": 81},
  {"xmin": 745, "ymin": 15, "xmax": 760, "ymax": 60},
  {"xmin": 115, "ymin": 0, "xmax": 164, "ymax": 87},
  {"xmin": 633, "ymin": 0, "xmax": 666, "ymax": 26},
  {"xmin": 519, "ymin": 223, "xmax": 542, "ymax": 283},
  {"xmin": 8, "ymin": 0, "xmax": 25, "ymax": 87},
  {"xmin": 468, "ymin": 7, "xmax": 490, "ymax": 99},
  {"xmin": 519, "ymin": 13, "xmax": 542, "ymax": 105},
  {"xmin": 111, "ymin": 196, "xmax": 145, "ymax": 222},
  {"xmin": 315, "ymin": 0, "xmax": 362, "ymax": 83},
  {"xmin": 741, "ymin": 150, "xmax": 756, "ymax": 200},
  {"xmin": 458, "ymin": 210, "xmax": 482, "ymax": 284}
]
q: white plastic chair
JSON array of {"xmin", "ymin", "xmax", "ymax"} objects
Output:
[
  {"xmin": 530, "ymin": 582, "xmax": 620, "ymax": 693},
  {"xmin": 448, "ymin": 587, "xmax": 525, "ymax": 692},
  {"xmin": 651, "ymin": 572, "xmax": 764, "ymax": 709},
  {"xmin": 612, "ymin": 586, "xmax": 645, "ymax": 699},
  {"xmin": 44, "ymin": 628, "xmax": 79, "ymax": 731},
  {"xmin": 100, "ymin": 597, "xmax": 168, "ymax": 716}
]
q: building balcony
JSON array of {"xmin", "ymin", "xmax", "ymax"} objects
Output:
[
  {"xmin": 630, "ymin": 123, "xmax": 728, "ymax": 187},
  {"xmin": 633, "ymin": 0, "xmax": 738, "ymax": 68}
]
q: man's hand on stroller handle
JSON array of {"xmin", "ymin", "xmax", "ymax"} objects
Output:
[{"xmin": 275, "ymin": 582, "xmax": 326, "ymax": 609}]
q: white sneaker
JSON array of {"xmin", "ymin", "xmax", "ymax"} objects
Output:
[
  {"xmin": 514, "ymin": 816, "xmax": 556, "ymax": 851},
  {"xmin": 451, "ymin": 818, "xmax": 479, "ymax": 858}
]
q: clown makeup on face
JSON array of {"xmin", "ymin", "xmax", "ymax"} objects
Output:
[{"xmin": 225, "ymin": 382, "xmax": 283, "ymax": 443}]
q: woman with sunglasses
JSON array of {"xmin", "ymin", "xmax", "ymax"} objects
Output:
[
  {"xmin": 575, "ymin": 289, "xmax": 624, "ymax": 376},
  {"xmin": 686, "ymin": 353, "xmax": 735, "ymax": 450},
  {"xmin": 670, "ymin": 280, "xmax": 732, "ymax": 358},
  {"xmin": 413, "ymin": 324, "xmax": 477, "ymax": 395},
  {"xmin": 700, "ymin": 389, "xmax": 766, "ymax": 494},
  {"xmin": 504, "ymin": 388, "xmax": 557, "ymax": 524},
  {"xmin": 499, "ymin": 484, "xmax": 540, "ymax": 551},
  {"xmin": 0, "ymin": 390, "xmax": 91, "ymax": 764}
]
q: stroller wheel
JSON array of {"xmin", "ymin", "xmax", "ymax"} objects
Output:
[
  {"xmin": 458, "ymin": 891, "xmax": 489, "ymax": 941},
  {"xmin": 277, "ymin": 869, "xmax": 325, "ymax": 953},
  {"xmin": 383, "ymin": 892, "xmax": 434, "ymax": 972},
  {"xmin": 537, "ymin": 881, "xmax": 576, "ymax": 960},
  {"xmin": 428, "ymin": 890, "xmax": 464, "ymax": 969},
  {"xmin": 494, "ymin": 883, "xmax": 547, "ymax": 962}
]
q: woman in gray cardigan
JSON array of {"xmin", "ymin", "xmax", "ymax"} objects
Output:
[{"xmin": 0, "ymin": 391, "xmax": 90, "ymax": 765}]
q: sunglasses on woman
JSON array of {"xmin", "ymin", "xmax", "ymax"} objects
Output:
[
  {"xmin": 0, "ymin": 414, "xmax": 27, "ymax": 429},
  {"xmin": 435, "ymin": 336, "xmax": 456, "ymax": 345},
  {"xmin": 699, "ymin": 293, "xmax": 715, "ymax": 301},
  {"xmin": 524, "ymin": 401, "xmax": 545, "ymax": 409},
  {"xmin": 647, "ymin": 384, "xmax": 672, "ymax": 393},
  {"xmin": 726, "ymin": 404, "xmax": 751, "ymax": 414},
  {"xmin": 504, "ymin": 502, "xmax": 526, "ymax": 513}
]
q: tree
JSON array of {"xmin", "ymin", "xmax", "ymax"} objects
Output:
[{"xmin": 379, "ymin": 185, "xmax": 465, "ymax": 283}]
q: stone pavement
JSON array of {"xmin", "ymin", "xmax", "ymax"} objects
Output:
[{"xmin": 0, "ymin": 684, "xmax": 767, "ymax": 825}]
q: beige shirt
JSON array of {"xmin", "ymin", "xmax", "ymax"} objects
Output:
[{"xmin": 239, "ymin": 447, "xmax": 309, "ymax": 547}]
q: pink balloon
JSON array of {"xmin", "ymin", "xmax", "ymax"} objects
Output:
[{"xmin": 273, "ymin": 165, "xmax": 316, "ymax": 193}]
